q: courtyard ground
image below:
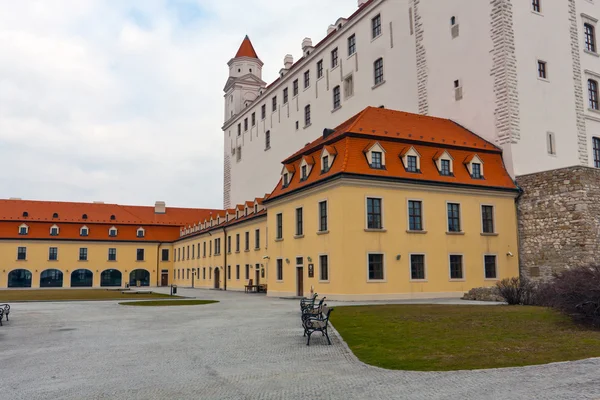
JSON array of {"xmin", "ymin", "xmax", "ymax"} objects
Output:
[{"xmin": 0, "ymin": 288, "xmax": 599, "ymax": 400}]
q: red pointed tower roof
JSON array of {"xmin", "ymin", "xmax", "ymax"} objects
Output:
[{"xmin": 235, "ymin": 35, "xmax": 259, "ymax": 59}]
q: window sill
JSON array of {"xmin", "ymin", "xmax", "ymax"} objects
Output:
[
  {"xmin": 410, "ymin": 279, "xmax": 428, "ymax": 283},
  {"xmin": 244, "ymin": 250, "xmax": 250, "ymax": 253},
  {"xmin": 254, "ymin": 248, "xmax": 260, "ymax": 251},
  {"xmin": 235, "ymin": 251, "xmax": 240, "ymax": 254},
  {"xmin": 371, "ymin": 33, "xmax": 382, "ymax": 43},
  {"xmin": 531, "ymin": 10, "xmax": 543, "ymax": 16},
  {"xmin": 332, "ymin": 105, "xmax": 342, "ymax": 114},
  {"xmin": 136, "ymin": 260, "xmax": 145, "ymax": 262},
  {"xmin": 588, "ymin": 107, "xmax": 600, "ymax": 115},
  {"xmin": 364, "ymin": 228, "xmax": 387, "ymax": 232},
  {"xmin": 347, "ymin": 53, "xmax": 356, "ymax": 60},
  {"xmin": 406, "ymin": 230, "xmax": 427, "ymax": 234},
  {"xmin": 108, "ymin": 260, "xmax": 117, "ymax": 262},
  {"xmin": 537, "ymin": 77, "xmax": 549, "ymax": 83},
  {"xmin": 585, "ymin": 49, "xmax": 600, "ymax": 57},
  {"xmin": 372, "ymin": 80, "xmax": 386, "ymax": 90},
  {"xmin": 78, "ymin": 260, "xmax": 88, "ymax": 262},
  {"xmin": 303, "ymin": 123, "xmax": 312, "ymax": 129},
  {"xmin": 48, "ymin": 259, "xmax": 59, "ymax": 262},
  {"xmin": 449, "ymin": 279, "xmax": 466, "ymax": 282},
  {"xmin": 317, "ymin": 230, "xmax": 329, "ymax": 235},
  {"xmin": 275, "ymin": 238, "xmax": 284, "ymax": 242},
  {"xmin": 16, "ymin": 259, "xmax": 27, "ymax": 262},
  {"xmin": 294, "ymin": 235, "xmax": 305, "ymax": 239},
  {"xmin": 319, "ymin": 280, "xmax": 330, "ymax": 284},
  {"xmin": 367, "ymin": 279, "xmax": 387, "ymax": 283},
  {"xmin": 484, "ymin": 278, "xmax": 499, "ymax": 281},
  {"xmin": 276, "ymin": 280, "xmax": 284, "ymax": 283},
  {"xmin": 331, "ymin": 65, "xmax": 339, "ymax": 72},
  {"xmin": 303, "ymin": 86, "xmax": 311, "ymax": 92},
  {"xmin": 446, "ymin": 232, "xmax": 465, "ymax": 236},
  {"xmin": 481, "ymin": 233, "xmax": 499, "ymax": 237}
]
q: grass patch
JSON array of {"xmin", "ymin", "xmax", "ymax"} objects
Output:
[
  {"xmin": 119, "ymin": 300, "xmax": 218, "ymax": 307},
  {"xmin": 331, "ymin": 304, "xmax": 600, "ymax": 371},
  {"xmin": 0, "ymin": 289, "xmax": 176, "ymax": 302}
]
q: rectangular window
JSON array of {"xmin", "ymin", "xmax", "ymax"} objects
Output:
[
  {"xmin": 17, "ymin": 247, "xmax": 26, "ymax": 260},
  {"xmin": 348, "ymin": 34, "xmax": 356, "ymax": 56},
  {"xmin": 589, "ymin": 79, "xmax": 599, "ymax": 110},
  {"xmin": 244, "ymin": 118, "xmax": 248, "ymax": 131},
  {"xmin": 109, "ymin": 248, "xmax": 117, "ymax": 261},
  {"xmin": 320, "ymin": 255, "xmax": 329, "ymax": 281},
  {"xmin": 406, "ymin": 155, "xmax": 418, "ymax": 172},
  {"xmin": 333, "ymin": 85, "xmax": 341, "ymax": 109},
  {"xmin": 322, "ymin": 155, "xmax": 329, "ymax": 172},
  {"xmin": 344, "ymin": 74, "xmax": 354, "ymax": 98},
  {"xmin": 251, "ymin": 112, "xmax": 256, "ymax": 126},
  {"xmin": 367, "ymin": 197, "xmax": 382, "ymax": 229},
  {"xmin": 482, "ymin": 205, "xmax": 495, "ymax": 234},
  {"xmin": 374, "ymin": 58, "xmax": 384, "ymax": 85},
  {"xmin": 79, "ymin": 248, "xmax": 88, "ymax": 261},
  {"xmin": 408, "ymin": 200, "xmax": 423, "ymax": 231},
  {"xmin": 265, "ymin": 130, "xmax": 271, "ymax": 149},
  {"xmin": 441, "ymin": 159, "xmax": 451, "ymax": 176},
  {"xmin": 319, "ymin": 201, "xmax": 328, "ymax": 232},
  {"xmin": 372, "ymin": 14, "xmax": 382, "ymax": 38},
  {"xmin": 301, "ymin": 165, "xmax": 307, "ymax": 180},
  {"xmin": 209, "ymin": 240, "xmax": 212, "ymax": 256},
  {"xmin": 245, "ymin": 231, "xmax": 249, "ymax": 251},
  {"xmin": 272, "ymin": 96, "xmax": 277, "ymax": 112},
  {"xmin": 304, "ymin": 70, "xmax": 310, "ymax": 88},
  {"xmin": 296, "ymin": 208, "xmax": 303, "ymax": 236},
  {"xmin": 485, "ymin": 255, "xmax": 497, "ymax": 279},
  {"xmin": 137, "ymin": 249, "xmax": 144, "ymax": 261},
  {"xmin": 237, "ymin": 123, "xmax": 241, "ymax": 136},
  {"xmin": 227, "ymin": 265, "xmax": 231, "ymax": 280},
  {"xmin": 216, "ymin": 238, "xmax": 221, "ymax": 255},
  {"xmin": 368, "ymin": 253, "xmax": 384, "ymax": 280},
  {"xmin": 161, "ymin": 249, "xmax": 169, "ymax": 261},
  {"xmin": 537, "ymin": 60, "xmax": 547, "ymax": 79},
  {"xmin": 532, "ymin": 0, "xmax": 541, "ymax": 13},
  {"xmin": 203, "ymin": 267, "xmax": 206, "ymax": 279},
  {"xmin": 283, "ymin": 88, "xmax": 288, "ymax": 104},
  {"xmin": 187, "ymin": 245, "xmax": 189, "ymax": 260},
  {"xmin": 192, "ymin": 245, "xmax": 195, "ymax": 259},
  {"xmin": 203, "ymin": 241, "xmax": 206, "ymax": 257},
  {"xmin": 371, "ymin": 151, "xmax": 382, "ymax": 169},
  {"xmin": 255, "ymin": 229, "xmax": 260, "ymax": 249},
  {"xmin": 227, "ymin": 236, "xmax": 231, "ymax": 253},
  {"xmin": 304, "ymin": 105, "xmax": 311, "ymax": 126},
  {"xmin": 585, "ymin": 23, "xmax": 596, "ymax": 53},
  {"xmin": 450, "ymin": 255, "xmax": 464, "ymax": 279},
  {"xmin": 236, "ymin": 265, "xmax": 240, "ymax": 280},
  {"xmin": 293, "ymin": 79, "xmax": 299, "ymax": 96},
  {"xmin": 236, "ymin": 234, "xmax": 240, "ymax": 251},
  {"xmin": 472, "ymin": 163, "xmax": 482, "ymax": 178},
  {"xmin": 331, "ymin": 47, "xmax": 338, "ymax": 68},
  {"xmin": 177, "ymin": 248, "xmax": 180, "ymax": 262},
  {"xmin": 277, "ymin": 259, "xmax": 283, "ymax": 281},
  {"xmin": 447, "ymin": 203, "xmax": 461, "ymax": 232},
  {"xmin": 317, "ymin": 60, "xmax": 323, "ymax": 78},
  {"xmin": 261, "ymin": 104, "xmax": 266, "ymax": 119},
  {"xmin": 49, "ymin": 247, "xmax": 58, "ymax": 261},
  {"xmin": 594, "ymin": 137, "xmax": 600, "ymax": 168},
  {"xmin": 410, "ymin": 254, "xmax": 426, "ymax": 280},
  {"xmin": 276, "ymin": 213, "xmax": 283, "ymax": 239},
  {"xmin": 245, "ymin": 264, "xmax": 250, "ymax": 280},
  {"xmin": 548, "ymin": 132, "xmax": 557, "ymax": 157}
]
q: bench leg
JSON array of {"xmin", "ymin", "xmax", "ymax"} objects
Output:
[
  {"xmin": 324, "ymin": 329, "xmax": 331, "ymax": 345},
  {"xmin": 306, "ymin": 331, "xmax": 312, "ymax": 346}
]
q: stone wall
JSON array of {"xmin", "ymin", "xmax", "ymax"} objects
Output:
[{"xmin": 517, "ymin": 166, "xmax": 600, "ymax": 280}]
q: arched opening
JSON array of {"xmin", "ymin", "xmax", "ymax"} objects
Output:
[
  {"xmin": 71, "ymin": 269, "xmax": 93, "ymax": 287},
  {"xmin": 8, "ymin": 269, "xmax": 32, "ymax": 288},
  {"xmin": 40, "ymin": 269, "xmax": 63, "ymax": 287},
  {"xmin": 100, "ymin": 269, "xmax": 122, "ymax": 287},
  {"xmin": 129, "ymin": 269, "xmax": 150, "ymax": 287},
  {"xmin": 214, "ymin": 267, "xmax": 220, "ymax": 289}
]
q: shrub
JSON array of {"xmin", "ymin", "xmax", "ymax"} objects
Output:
[
  {"xmin": 548, "ymin": 266, "xmax": 600, "ymax": 328},
  {"xmin": 496, "ymin": 277, "xmax": 538, "ymax": 305}
]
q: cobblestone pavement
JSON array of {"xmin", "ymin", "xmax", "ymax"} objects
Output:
[{"xmin": 1, "ymin": 288, "xmax": 599, "ymax": 400}]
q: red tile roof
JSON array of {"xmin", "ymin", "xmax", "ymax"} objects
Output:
[
  {"xmin": 267, "ymin": 107, "xmax": 517, "ymax": 201},
  {"xmin": 235, "ymin": 35, "xmax": 260, "ymax": 60}
]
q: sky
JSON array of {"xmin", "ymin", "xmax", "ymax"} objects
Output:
[{"xmin": 0, "ymin": 0, "xmax": 357, "ymax": 209}]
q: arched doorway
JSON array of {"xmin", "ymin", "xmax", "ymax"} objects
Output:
[
  {"xmin": 214, "ymin": 267, "xmax": 220, "ymax": 289},
  {"xmin": 8, "ymin": 269, "xmax": 32, "ymax": 288},
  {"xmin": 40, "ymin": 269, "xmax": 63, "ymax": 287},
  {"xmin": 100, "ymin": 269, "xmax": 122, "ymax": 287},
  {"xmin": 71, "ymin": 269, "xmax": 93, "ymax": 287},
  {"xmin": 129, "ymin": 269, "xmax": 150, "ymax": 287}
]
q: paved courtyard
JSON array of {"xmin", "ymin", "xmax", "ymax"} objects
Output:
[{"xmin": 1, "ymin": 289, "xmax": 599, "ymax": 400}]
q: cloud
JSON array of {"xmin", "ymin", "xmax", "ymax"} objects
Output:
[{"xmin": 0, "ymin": 0, "xmax": 356, "ymax": 208}]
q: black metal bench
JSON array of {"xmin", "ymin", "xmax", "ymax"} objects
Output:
[
  {"xmin": 302, "ymin": 306, "xmax": 334, "ymax": 346},
  {"xmin": 0, "ymin": 304, "xmax": 9, "ymax": 322},
  {"xmin": 300, "ymin": 293, "xmax": 318, "ymax": 312}
]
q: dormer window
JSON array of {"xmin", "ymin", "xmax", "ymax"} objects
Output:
[
  {"xmin": 82, "ymin": 214, "xmax": 88, "ymax": 220},
  {"xmin": 435, "ymin": 150, "xmax": 454, "ymax": 176},
  {"xmin": 365, "ymin": 142, "xmax": 386, "ymax": 169},
  {"xmin": 52, "ymin": 213, "xmax": 59, "ymax": 219},
  {"xmin": 245, "ymin": 208, "xmax": 248, "ymax": 217},
  {"xmin": 401, "ymin": 146, "xmax": 421, "ymax": 173},
  {"xmin": 80, "ymin": 226, "xmax": 89, "ymax": 237},
  {"xmin": 441, "ymin": 160, "xmax": 451, "ymax": 176},
  {"xmin": 22, "ymin": 211, "xmax": 28, "ymax": 217},
  {"xmin": 283, "ymin": 173, "xmax": 289, "ymax": 187},
  {"xmin": 254, "ymin": 204, "xmax": 258, "ymax": 213},
  {"xmin": 322, "ymin": 155, "xmax": 329, "ymax": 172},
  {"xmin": 110, "ymin": 215, "xmax": 116, "ymax": 221},
  {"xmin": 371, "ymin": 152, "xmax": 382, "ymax": 169},
  {"xmin": 464, "ymin": 154, "xmax": 485, "ymax": 179},
  {"xmin": 472, "ymin": 163, "xmax": 482, "ymax": 179},
  {"xmin": 19, "ymin": 224, "xmax": 29, "ymax": 235},
  {"xmin": 109, "ymin": 227, "xmax": 118, "ymax": 237},
  {"xmin": 236, "ymin": 210, "xmax": 239, "ymax": 218},
  {"xmin": 137, "ymin": 227, "xmax": 145, "ymax": 238},
  {"xmin": 407, "ymin": 156, "xmax": 418, "ymax": 172},
  {"xmin": 50, "ymin": 225, "xmax": 59, "ymax": 236},
  {"xmin": 301, "ymin": 165, "xmax": 307, "ymax": 180}
]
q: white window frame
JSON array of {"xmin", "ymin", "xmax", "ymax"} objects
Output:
[
  {"xmin": 295, "ymin": 206, "xmax": 304, "ymax": 237},
  {"xmin": 317, "ymin": 198, "xmax": 329, "ymax": 234},
  {"xmin": 50, "ymin": 224, "xmax": 59, "ymax": 236},
  {"xmin": 276, "ymin": 258, "xmax": 284, "ymax": 282},
  {"xmin": 582, "ymin": 14, "xmax": 598, "ymax": 55},
  {"xmin": 446, "ymin": 201, "xmax": 463, "ymax": 233},
  {"xmin": 318, "ymin": 253, "xmax": 330, "ymax": 283},
  {"xmin": 137, "ymin": 227, "xmax": 145, "ymax": 238},
  {"xmin": 483, "ymin": 253, "xmax": 499, "ymax": 281},
  {"xmin": 365, "ymin": 195, "xmax": 385, "ymax": 231},
  {"xmin": 409, "ymin": 253, "xmax": 427, "ymax": 282},
  {"xmin": 18, "ymin": 224, "xmax": 29, "ymax": 235},
  {"xmin": 366, "ymin": 252, "xmax": 386, "ymax": 282},
  {"xmin": 480, "ymin": 204, "xmax": 497, "ymax": 234},
  {"xmin": 80, "ymin": 225, "xmax": 89, "ymax": 237},
  {"xmin": 406, "ymin": 198, "xmax": 425, "ymax": 232},
  {"xmin": 536, "ymin": 59, "xmax": 549, "ymax": 81},
  {"xmin": 109, "ymin": 226, "xmax": 118, "ymax": 237},
  {"xmin": 448, "ymin": 253, "xmax": 466, "ymax": 281}
]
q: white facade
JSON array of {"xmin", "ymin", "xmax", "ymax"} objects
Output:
[{"xmin": 222, "ymin": 0, "xmax": 600, "ymax": 208}]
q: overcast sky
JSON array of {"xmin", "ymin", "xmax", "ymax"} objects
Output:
[{"xmin": 0, "ymin": 0, "xmax": 356, "ymax": 209}]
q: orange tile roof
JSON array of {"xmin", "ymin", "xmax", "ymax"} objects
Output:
[
  {"xmin": 267, "ymin": 107, "xmax": 518, "ymax": 202},
  {"xmin": 235, "ymin": 35, "xmax": 260, "ymax": 59}
]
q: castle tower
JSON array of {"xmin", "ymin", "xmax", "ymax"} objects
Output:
[{"xmin": 223, "ymin": 36, "xmax": 266, "ymax": 122}]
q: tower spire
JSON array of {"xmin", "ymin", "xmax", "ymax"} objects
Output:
[{"xmin": 235, "ymin": 35, "xmax": 260, "ymax": 60}]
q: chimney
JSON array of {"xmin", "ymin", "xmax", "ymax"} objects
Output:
[
  {"xmin": 155, "ymin": 201, "xmax": 166, "ymax": 214},
  {"xmin": 93, "ymin": 201, "xmax": 105, "ymax": 204},
  {"xmin": 327, "ymin": 24, "xmax": 336, "ymax": 35},
  {"xmin": 280, "ymin": 54, "xmax": 294, "ymax": 77},
  {"xmin": 323, "ymin": 128, "xmax": 335, "ymax": 138},
  {"xmin": 9, "ymin": 197, "xmax": 22, "ymax": 200},
  {"xmin": 358, "ymin": 0, "xmax": 367, "ymax": 7},
  {"xmin": 301, "ymin": 37, "xmax": 314, "ymax": 57}
]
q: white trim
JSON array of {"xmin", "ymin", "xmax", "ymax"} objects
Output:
[
  {"xmin": 50, "ymin": 224, "xmax": 60, "ymax": 236},
  {"xmin": 365, "ymin": 195, "xmax": 384, "ymax": 230},
  {"xmin": 316, "ymin": 198, "xmax": 329, "ymax": 233},
  {"xmin": 318, "ymin": 253, "xmax": 330, "ymax": 283},
  {"xmin": 366, "ymin": 252, "xmax": 386, "ymax": 282},
  {"xmin": 80, "ymin": 225, "xmax": 89, "ymax": 237},
  {"xmin": 408, "ymin": 253, "xmax": 427, "ymax": 282},
  {"xmin": 406, "ymin": 198, "xmax": 425, "ymax": 232},
  {"xmin": 448, "ymin": 253, "xmax": 466, "ymax": 281},
  {"xmin": 480, "ymin": 203, "xmax": 496, "ymax": 234},
  {"xmin": 483, "ymin": 253, "xmax": 499, "ymax": 281},
  {"xmin": 18, "ymin": 223, "xmax": 29, "ymax": 235},
  {"xmin": 136, "ymin": 227, "xmax": 145, "ymax": 238},
  {"xmin": 266, "ymin": 291, "xmax": 465, "ymax": 301},
  {"xmin": 445, "ymin": 201, "xmax": 462, "ymax": 233},
  {"xmin": 108, "ymin": 226, "xmax": 118, "ymax": 237}
]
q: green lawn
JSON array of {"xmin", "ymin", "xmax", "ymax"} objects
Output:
[
  {"xmin": 0, "ymin": 289, "xmax": 175, "ymax": 302},
  {"xmin": 119, "ymin": 300, "xmax": 218, "ymax": 307},
  {"xmin": 331, "ymin": 304, "xmax": 600, "ymax": 371}
]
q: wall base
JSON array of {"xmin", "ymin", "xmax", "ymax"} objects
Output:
[{"xmin": 266, "ymin": 290, "xmax": 464, "ymax": 301}]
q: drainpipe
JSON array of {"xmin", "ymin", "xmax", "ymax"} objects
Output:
[
  {"xmin": 222, "ymin": 227, "xmax": 227, "ymax": 291},
  {"xmin": 156, "ymin": 243, "xmax": 161, "ymax": 287}
]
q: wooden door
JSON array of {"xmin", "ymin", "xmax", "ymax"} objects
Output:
[
  {"xmin": 214, "ymin": 268, "xmax": 220, "ymax": 289},
  {"xmin": 161, "ymin": 272, "xmax": 168, "ymax": 287},
  {"xmin": 255, "ymin": 266, "xmax": 260, "ymax": 286},
  {"xmin": 296, "ymin": 267, "xmax": 304, "ymax": 297}
]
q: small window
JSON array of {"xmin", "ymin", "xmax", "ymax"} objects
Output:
[
  {"xmin": 109, "ymin": 227, "xmax": 117, "ymax": 237},
  {"xmin": 331, "ymin": 47, "xmax": 339, "ymax": 68},
  {"xmin": 441, "ymin": 159, "xmax": 452, "ymax": 176},
  {"xmin": 272, "ymin": 96, "xmax": 277, "ymax": 112},
  {"xmin": 301, "ymin": 165, "xmax": 307, "ymax": 180},
  {"xmin": 110, "ymin": 215, "xmax": 116, "ymax": 220},
  {"xmin": 50, "ymin": 225, "xmax": 59, "ymax": 236},
  {"xmin": 277, "ymin": 259, "xmax": 283, "ymax": 281},
  {"xmin": 447, "ymin": 203, "xmax": 461, "ymax": 232},
  {"xmin": 410, "ymin": 254, "xmax": 426, "ymax": 280},
  {"xmin": 244, "ymin": 118, "xmax": 248, "ymax": 131},
  {"xmin": 236, "ymin": 146, "xmax": 242, "ymax": 162},
  {"xmin": 79, "ymin": 248, "xmax": 88, "ymax": 261},
  {"xmin": 317, "ymin": 60, "xmax": 323, "ymax": 78},
  {"xmin": 282, "ymin": 173, "xmax": 289, "ymax": 187},
  {"xmin": 82, "ymin": 214, "xmax": 88, "ymax": 220},
  {"xmin": 265, "ymin": 131, "xmax": 271, "ymax": 150},
  {"xmin": 408, "ymin": 200, "xmax": 423, "ymax": 231},
  {"xmin": 261, "ymin": 104, "xmax": 266, "ymax": 119},
  {"xmin": 251, "ymin": 112, "xmax": 256, "ymax": 126},
  {"xmin": 49, "ymin": 247, "xmax": 58, "ymax": 261},
  {"xmin": 236, "ymin": 265, "xmax": 240, "ymax": 280},
  {"xmin": 161, "ymin": 249, "xmax": 169, "ymax": 262},
  {"xmin": 344, "ymin": 74, "xmax": 354, "ymax": 98},
  {"xmin": 137, "ymin": 228, "xmax": 145, "ymax": 238},
  {"xmin": 374, "ymin": 58, "xmax": 384, "ymax": 85},
  {"xmin": 322, "ymin": 155, "xmax": 330, "ymax": 172},
  {"xmin": 245, "ymin": 264, "xmax": 249, "ymax": 280},
  {"xmin": 471, "ymin": 162, "xmax": 483, "ymax": 178},
  {"xmin": 589, "ymin": 79, "xmax": 599, "ymax": 110},
  {"xmin": 295, "ymin": 121, "xmax": 299, "ymax": 130},
  {"xmin": 52, "ymin": 213, "xmax": 59, "ymax": 218},
  {"xmin": 372, "ymin": 14, "xmax": 382, "ymax": 38},
  {"xmin": 371, "ymin": 151, "xmax": 383, "ymax": 169},
  {"xmin": 532, "ymin": 0, "xmax": 541, "ymax": 13},
  {"xmin": 108, "ymin": 248, "xmax": 117, "ymax": 261},
  {"xmin": 449, "ymin": 255, "xmax": 464, "ymax": 280},
  {"xmin": 296, "ymin": 208, "xmax": 303, "ymax": 236},
  {"xmin": 283, "ymin": 88, "xmax": 288, "ymax": 104},
  {"xmin": 304, "ymin": 70, "xmax": 310, "ymax": 88},
  {"xmin": 585, "ymin": 23, "xmax": 596, "ymax": 53},
  {"xmin": 450, "ymin": 16, "xmax": 456, "ymax": 26},
  {"xmin": 255, "ymin": 229, "xmax": 260, "ymax": 249},
  {"xmin": 594, "ymin": 137, "xmax": 600, "ymax": 168},
  {"xmin": 320, "ymin": 255, "xmax": 329, "ymax": 281},
  {"xmin": 276, "ymin": 213, "xmax": 283, "ymax": 239},
  {"xmin": 333, "ymin": 85, "xmax": 341, "ymax": 109},
  {"xmin": 137, "ymin": 249, "xmax": 145, "ymax": 261},
  {"xmin": 406, "ymin": 155, "xmax": 418, "ymax": 172},
  {"xmin": 485, "ymin": 255, "xmax": 497, "ymax": 279},
  {"xmin": 482, "ymin": 205, "xmax": 495, "ymax": 234},
  {"xmin": 537, "ymin": 60, "xmax": 547, "ymax": 80},
  {"xmin": 547, "ymin": 132, "xmax": 556, "ymax": 156},
  {"xmin": 368, "ymin": 253, "xmax": 384, "ymax": 280},
  {"xmin": 18, "ymin": 224, "xmax": 28, "ymax": 235},
  {"xmin": 17, "ymin": 247, "xmax": 27, "ymax": 260},
  {"xmin": 367, "ymin": 197, "xmax": 382, "ymax": 229},
  {"xmin": 237, "ymin": 123, "xmax": 241, "ymax": 136},
  {"xmin": 348, "ymin": 34, "xmax": 356, "ymax": 56},
  {"xmin": 304, "ymin": 105, "xmax": 311, "ymax": 126},
  {"xmin": 319, "ymin": 201, "xmax": 328, "ymax": 232},
  {"xmin": 80, "ymin": 226, "xmax": 89, "ymax": 237},
  {"xmin": 293, "ymin": 79, "xmax": 299, "ymax": 96},
  {"xmin": 22, "ymin": 211, "xmax": 28, "ymax": 217}
]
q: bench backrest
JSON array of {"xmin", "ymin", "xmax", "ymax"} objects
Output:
[
  {"xmin": 321, "ymin": 307, "xmax": 334, "ymax": 322},
  {"xmin": 248, "ymin": 279, "xmax": 253, "ymax": 286}
]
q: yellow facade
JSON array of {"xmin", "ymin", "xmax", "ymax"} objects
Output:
[
  {"xmin": 264, "ymin": 179, "xmax": 519, "ymax": 300},
  {"xmin": 0, "ymin": 240, "xmax": 173, "ymax": 288}
]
